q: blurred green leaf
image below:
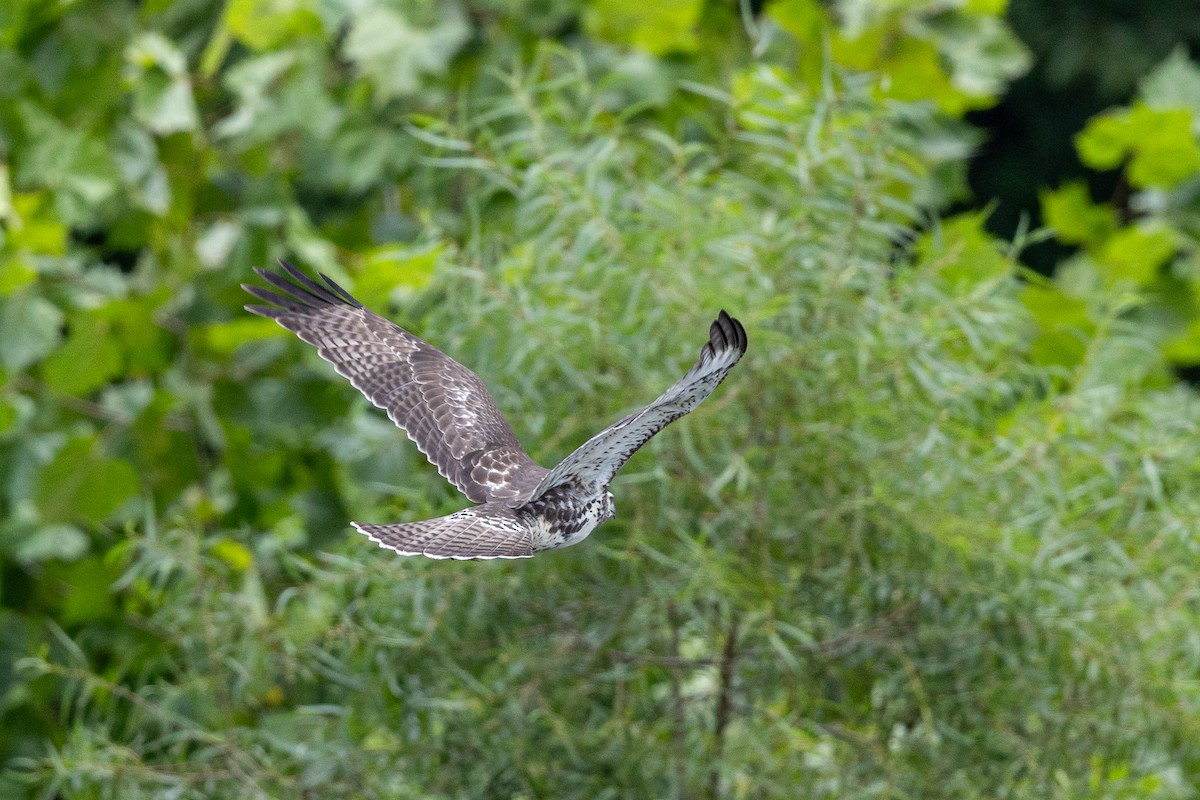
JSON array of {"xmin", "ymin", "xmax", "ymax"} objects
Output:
[
  {"xmin": 102, "ymin": 295, "xmax": 173, "ymax": 375},
  {"xmin": 1097, "ymin": 223, "xmax": 1175, "ymax": 286},
  {"xmin": 225, "ymin": 0, "xmax": 324, "ymax": 51},
  {"xmin": 199, "ymin": 317, "xmax": 283, "ymax": 356},
  {"xmin": 1075, "ymin": 110, "xmax": 1130, "ymax": 169},
  {"xmin": 41, "ymin": 314, "xmax": 124, "ymax": 396},
  {"xmin": 14, "ymin": 104, "xmax": 121, "ymax": 225},
  {"xmin": 342, "ymin": 4, "xmax": 469, "ymax": 103},
  {"xmin": 214, "ymin": 50, "xmax": 301, "ymax": 140},
  {"xmin": 34, "ymin": 437, "xmax": 139, "ymax": 525},
  {"xmin": 1124, "ymin": 107, "xmax": 1200, "ymax": 188},
  {"xmin": 0, "ymin": 291, "xmax": 63, "ymax": 372},
  {"xmin": 927, "ymin": 12, "xmax": 1031, "ymax": 101},
  {"xmin": 354, "ymin": 242, "xmax": 441, "ymax": 309},
  {"xmin": 196, "ymin": 221, "xmax": 244, "ymax": 268},
  {"xmin": 1140, "ymin": 47, "xmax": 1200, "ymax": 114},
  {"xmin": 585, "ymin": 0, "xmax": 703, "ymax": 55},
  {"xmin": 1163, "ymin": 315, "xmax": 1200, "ymax": 364},
  {"xmin": 1077, "ymin": 104, "xmax": 1200, "ymax": 188},
  {"xmin": 836, "ymin": 28, "xmax": 968, "ymax": 114},
  {"xmin": 917, "ymin": 211, "xmax": 1011, "ymax": 286},
  {"xmin": 0, "ymin": 398, "xmax": 19, "ymax": 435},
  {"xmin": 5, "ymin": 193, "xmax": 67, "ymax": 256},
  {"xmin": 1021, "ymin": 283, "xmax": 1094, "ymax": 368},
  {"xmin": 124, "ymin": 32, "xmax": 200, "ymax": 135},
  {"xmin": 1040, "ymin": 181, "xmax": 1117, "ymax": 246},
  {"xmin": 0, "ymin": 260, "xmax": 37, "ymax": 295},
  {"xmin": 59, "ymin": 556, "xmax": 121, "ymax": 625},
  {"xmin": 14, "ymin": 525, "xmax": 88, "ymax": 564},
  {"xmin": 211, "ymin": 539, "xmax": 253, "ymax": 571}
]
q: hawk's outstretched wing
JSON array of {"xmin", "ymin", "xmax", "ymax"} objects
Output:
[
  {"xmin": 243, "ymin": 261, "xmax": 548, "ymax": 504},
  {"xmin": 528, "ymin": 311, "xmax": 747, "ymax": 501},
  {"xmin": 352, "ymin": 503, "xmax": 534, "ymax": 560}
]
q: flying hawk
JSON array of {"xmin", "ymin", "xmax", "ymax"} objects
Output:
[{"xmin": 243, "ymin": 261, "xmax": 747, "ymax": 560}]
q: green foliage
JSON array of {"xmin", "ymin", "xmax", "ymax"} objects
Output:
[
  {"xmin": 770, "ymin": 0, "xmax": 1029, "ymax": 116},
  {"xmin": 1077, "ymin": 105, "xmax": 1200, "ymax": 189},
  {"xmin": 0, "ymin": 1, "xmax": 1198, "ymax": 799},
  {"xmin": 1038, "ymin": 49, "xmax": 1200, "ymax": 370},
  {"xmin": 585, "ymin": 0, "xmax": 704, "ymax": 54}
]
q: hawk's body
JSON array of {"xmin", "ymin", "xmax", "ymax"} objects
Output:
[{"xmin": 244, "ymin": 262, "xmax": 747, "ymax": 560}]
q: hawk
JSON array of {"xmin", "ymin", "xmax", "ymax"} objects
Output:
[{"xmin": 243, "ymin": 261, "xmax": 747, "ymax": 560}]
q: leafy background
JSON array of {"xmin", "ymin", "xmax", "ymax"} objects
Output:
[{"xmin": 2, "ymin": 0, "xmax": 1200, "ymax": 797}]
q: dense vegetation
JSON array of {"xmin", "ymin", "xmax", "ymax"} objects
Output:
[{"xmin": 2, "ymin": 1, "xmax": 1199, "ymax": 797}]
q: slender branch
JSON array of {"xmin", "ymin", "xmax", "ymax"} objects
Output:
[
  {"xmin": 9, "ymin": 374, "xmax": 191, "ymax": 430},
  {"xmin": 708, "ymin": 611, "xmax": 741, "ymax": 800},
  {"xmin": 667, "ymin": 602, "xmax": 687, "ymax": 800}
]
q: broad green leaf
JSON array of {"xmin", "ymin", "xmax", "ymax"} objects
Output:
[
  {"xmin": 1039, "ymin": 182, "xmax": 1116, "ymax": 246},
  {"xmin": 214, "ymin": 50, "xmax": 300, "ymax": 139},
  {"xmin": 1075, "ymin": 110, "xmax": 1130, "ymax": 170},
  {"xmin": 35, "ymin": 436, "xmax": 139, "ymax": 525},
  {"xmin": 927, "ymin": 12, "xmax": 1030, "ymax": 101},
  {"xmin": 40, "ymin": 314, "xmax": 125, "ymax": 396},
  {"xmin": 59, "ymin": 556, "xmax": 121, "ymax": 625},
  {"xmin": 833, "ymin": 30, "xmax": 970, "ymax": 116},
  {"xmin": 1021, "ymin": 283, "xmax": 1094, "ymax": 368},
  {"xmin": 211, "ymin": 539, "xmax": 253, "ymax": 571},
  {"xmin": 769, "ymin": 0, "xmax": 827, "ymax": 45},
  {"xmin": 1140, "ymin": 48, "xmax": 1200, "ymax": 114},
  {"xmin": 1162, "ymin": 315, "xmax": 1200, "ymax": 364},
  {"xmin": 195, "ymin": 220, "xmax": 243, "ymax": 268},
  {"xmin": 223, "ymin": 422, "xmax": 286, "ymax": 494},
  {"xmin": 1021, "ymin": 268, "xmax": 1092, "ymax": 334},
  {"xmin": 0, "ymin": 258, "xmax": 37, "ymax": 295},
  {"xmin": 917, "ymin": 211, "xmax": 1011, "ymax": 286},
  {"xmin": 14, "ymin": 524, "xmax": 88, "ymax": 564},
  {"xmin": 1077, "ymin": 104, "xmax": 1200, "ymax": 188},
  {"xmin": 200, "ymin": 13, "xmax": 234, "ymax": 76},
  {"xmin": 584, "ymin": 0, "xmax": 703, "ymax": 55},
  {"xmin": 342, "ymin": 5, "xmax": 468, "ymax": 103},
  {"xmin": 1096, "ymin": 224, "xmax": 1175, "ymax": 286},
  {"xmin": 354, "ymin": 242, "xmax": 441, "ymax": 309},
  {"xmin": 0, "ymin": 291, "xmax": 63, "ymax": 372},
  {"xmin": 1124, "ymin": 108, "xmax": 1200, "ymax": 188},
  {"xmin": 129, "ymin": 392, "xmax": 202, "ymax": 502},
  {"xmin": 125, "ymin": 32, "xmax": 200, "ymax": 135},
  {"xmin": 284, "ymin": 206, "xmax": 340, "ymax": 274},
  {"xmin": 225, "ymin": 0, "xmax": 324, "ymax": 51},
  {"xmin": 101, "ymin": 294, "xmax": 174, "ymax": 375},
  {"xmin": 768, "ymin": 0, "xmax": 830, "ymax": 85},
  {"xmin": 6, "ymin": 192, "xmax": 67, "ymax": 255},
  {"xmin": 199, "ymin": 316, "xmax": 283, "ymax": 356},
  {"xmin": 111, "ymin": 122, "xmax": 171, "ymax": 215},
  {"xmin": 0, "ymin": 397, "xmax": 19, "ymax": 435},
  {"xmin": 15, "ymin": 104, "xmax": 121, "ymax": 225}
]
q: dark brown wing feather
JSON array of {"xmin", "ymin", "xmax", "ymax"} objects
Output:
[
  {"xmin": 243, "ymin": 261, "xmax": 547, "ymax": 504},
  {"xmin": 528, "ymin": 311, "xmax": 747, "ymax": 501}
]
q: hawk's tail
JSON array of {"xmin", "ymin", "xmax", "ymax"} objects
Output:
[{"xmin": 351, "ymin": 503, "xmax": 534, "ymax": 560}]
